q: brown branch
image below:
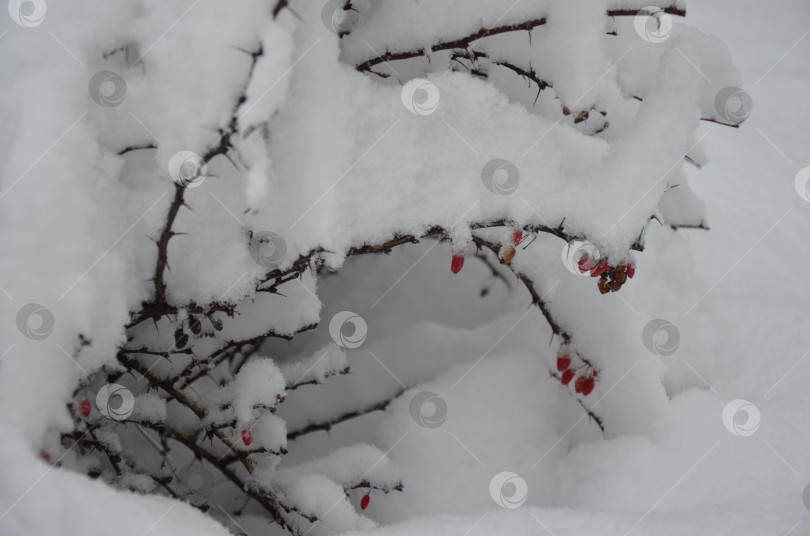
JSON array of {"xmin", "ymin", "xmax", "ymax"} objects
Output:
[
  {"xmin": 631, "ymin": 95, "xmax": 740, "ymax": 128},
  {"xmin": 549, "ymin": 371, "xmax": 605, "ymax": 431},
  {"xmin": 356, "ymin": 18, "xmax": 548, "ymax": 72},
  {"xmin": 118, "ymin": 143, "xmax": 158, "ymax": 155},
  {"xmin": 287, "ymin": 390, "xmax": 403, "ymax": 441},
  {"xmin": 356, "ymin": 7, "xmax": 686, "ymax": 73}
]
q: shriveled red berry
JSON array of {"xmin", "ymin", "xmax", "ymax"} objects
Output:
[
  {"xmin": 451, "ymin": 253, "xmax": 465, "ymax": 274},
  {"xmin": 582, "ymin": 377, "xmax": 595, "ymax": 395},
  {"xmin": 360, "ymin": 494, "xmax": 370, "ymax": 510},
  {"xmin": 512, "ymin": 230, "xmax": 523, "ymax": 245},
  {"xmin": 561, "ymin": 369, "xmax": 575, "ymax": 385},
  {"xmin": 574, "ymin": 375, "xmax": 587, "ymax": 393},
  {"xmin": 626, "ymin": 264, "xmax": 636, "ymax": 278},
  {"xmin": 557, "ymin": 356, "xmax": 571, "ymax": 372},
  {"xmin": 80, "ymin": 399, "xmax": 91, "ymax": 418},
  {"xmin": 241, "ymin": 429, "xmax": 252, "ymax": 446}
]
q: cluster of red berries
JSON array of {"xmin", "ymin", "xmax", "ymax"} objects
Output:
[
  {"xmin": 451, "ymin": 229, "xmax": 526, "ymax": 274},
  {"xmin": 556, "ymin": 343, "xmax": 597, "ymax": 396},
  {"xmin": 577, "ymin": 253, "xmax": 635, "ymax": 294}
]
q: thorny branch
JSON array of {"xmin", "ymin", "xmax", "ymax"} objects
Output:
[{"xmin": 355, "ymin": 7, "xmax": 686, "ymax": 73}]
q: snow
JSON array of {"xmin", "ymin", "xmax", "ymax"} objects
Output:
[
  {"xmin": 280, "ymin": 343, "xmax": 349, "ymax": 388},
  {"xmin": 228, "ymin": 357, "xmax": 286, "ymax": 425},
  {"xmin": 1, "ymin": 0, "xmax": 808, "ymax": 535}
]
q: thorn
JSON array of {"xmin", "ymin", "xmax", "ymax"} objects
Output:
[{"xmin": 225, "ymin": 153, "xmax": 239, "ymax": 170}]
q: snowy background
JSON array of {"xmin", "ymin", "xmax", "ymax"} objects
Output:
[{"xmin": 1, "ymin": 0, "xmax": 809, "ymax": 535}]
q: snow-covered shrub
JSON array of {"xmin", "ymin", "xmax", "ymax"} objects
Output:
[{"xmin": 0, "ymin": 0, "xmax": 744, "ymax": 534}]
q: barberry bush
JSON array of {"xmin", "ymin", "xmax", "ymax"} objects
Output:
[{"xmin": 0, "ymin": 1, "xmax": 746, "ymax": 534}]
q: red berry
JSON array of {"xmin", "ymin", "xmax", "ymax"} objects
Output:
[
  {"xmin": 241, "ymin": 429, "xmax": 252, "ymax": 446},
  {"xmin": 561, "ymin": 369, "xmax": 575, "ymax": 385},
  {"xmin": 360, "ymin": 494, "xmax": 370, "ymax": 510},
  {"xmin": 80, "ymin": 399, "xmax": 91, "ymax": 418},
  {"xmin": 556, "ymin": 356, "xmax": 571, "ymax": 372},
  {"xmin": 590, "ymin": 261, "xmax": 609, "ymax": 278},
  {"xmin": 502, "ymin": 246, "xmax": 516, "ymax": 264},
  {"xmin": 626, "ymin": 264, "xmax": 636, "ymax": 278},
  {"xmin": 577, "ymin": 252, "xmax": 596, "ymax": 273},
  {"xmin": 451, "ymin": 253, "xmax": 465, "ymax": 274},
  {"xmin": 38, "ymin": 451, "xmax": 51, "ymax": 464},
  {"xmin": 582, "ymin": 377, "xmax": 595, "ymax": 396},
  {"xmin": 574, "ymin": 375, "xmax": 587, "ymax": 393},
  {"xmin": 512, "ymin": 230, "xmax": 523, "ymax": 245}
]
